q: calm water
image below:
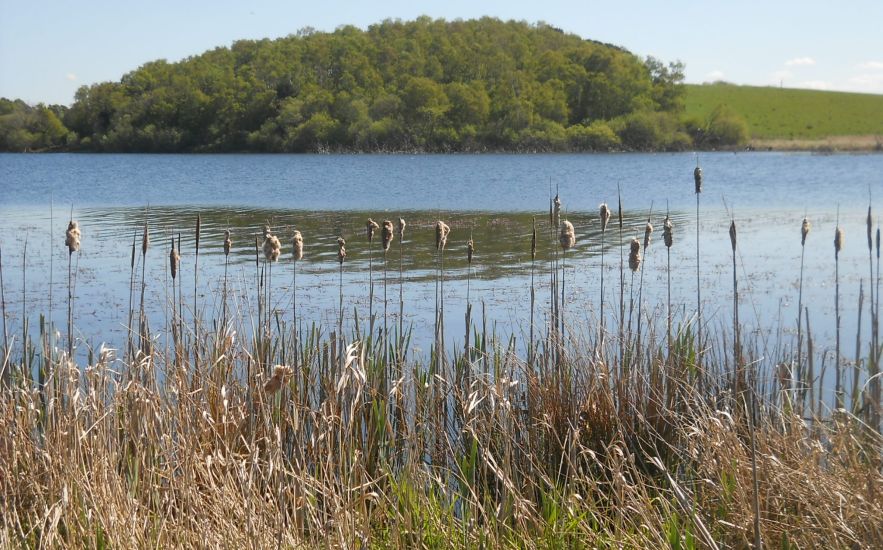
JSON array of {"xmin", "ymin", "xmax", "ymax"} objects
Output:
[{"xmin": 0, "ymin": 152, "xmax": 880, "ymax": 394}]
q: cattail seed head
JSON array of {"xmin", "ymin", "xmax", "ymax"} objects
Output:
[
  {"xmin": 223, "ymin": 229, "xmax": 232, "ymax": 256},
  {"xmin": 467, "ymin": 238, "xmax": 474, "ymax": 265},
  {"xmin": 366, "ymin": 219, "xmax": 379, "ymax": 242},
  {"xmin": 65, "ymin": 221, "xmax": 81, "ymax": 253},
  {"xmin": 599, "ymin": 203, "xmax": 611, "ymax": 232},
  {"xmin": 262, "ymin": 232, "xmax": 281, "ymax": 262},
  {"xmin": 643, "ymin": 221, "xmax": 653, "ymax": 250},
  {"xmin": 663, "ymin": 216, "xmax": 673, "ymax": 248},
  {"xmin": 552, "ymin": 194, "xmax": 561, "ymax": 227},
  {"xmin": 141, "ymin": 221, "xmax": 149, "ymax": 256},
  {"xmin": 729, "ymin": 220, "xmax": 737, "ymax": 253},
  {"xmin": 264, "ymin": 365, "xmax": 293, "ymax": 394},
  {"xmin": 694, "ymin": 166, "xmax": 703, "ymax": 194},
  {"xmin": 867, "ymin": 206, "xmax": 873, "ymax": 252},
  {"xmin": 530, "ymin": 217, "xmax": 537, "ymax": 261},
  {"xmin": 559, "ymin": 220, "xmax": 575, "ymax": 250},
  {"xmin": 337, "ymin": 237, "xmax": 346, "ymax": 264},
  {"xmin": 834, "ymin": 226, "xmax": 844, "ymax": 256},
  {"xmin": 801, "ymin": 217, "xmax": 811, "ymax": 246},
  {"xmin": 435, "ymin": 221, "xmax": 450, "ymax": 251},
  {"xmin": 397, "ymin": 218, "xmax": 406, "ymax": 240},
  {"xmin": 169, "ymin": 238, "xmax": 180, "ymax": 280},
  {"xmin": 876, "ymin": 226, "xmax": 880, "ymax": 259},
  {"xmin": 292, "ymin": 230, "xmax": 303, "ymax": 260},
  {"xmin": 195, "ymin": 214, "xmax": 201, "ymax": 255},
  {"xmin": 628, "ymin": 238, "xmax": 642, "ymax": 271},
  {"xmin": 381, "ymin": 220, "xmax": 394, "ymax": 252}
]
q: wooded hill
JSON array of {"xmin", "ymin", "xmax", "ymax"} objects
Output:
[{"xmin": 2, "ymin": 17, "xmax": 731, "ymax": 153}]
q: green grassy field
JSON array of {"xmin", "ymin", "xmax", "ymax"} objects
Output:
[{"xmin": 686, "ymin": 83, "xmax": 883, "ymax": 140}]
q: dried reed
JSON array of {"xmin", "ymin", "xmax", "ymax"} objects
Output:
[
  {"xmin": 695, "ymin": 160, "xmax": 703, "ymax": 378},
  {"xmin": 222, "ymin": 229, "xmax": 231, "ymax": 329},
  {"xmin": 797, "ymin": 216, "xmax": 810, "ymax": 406},
  {"xmin": 559, "ymin": 219, "xmax": 575, "ymax": 342},
  {"xmin": 663, "ymin": 212, "xmax": 673, "ymax": 352},
  {"xmin": 599, "ymin": 203, "xmax": 611, "ymax": 348},
  {"xmin": 835, "ymin": 220, "xmax": 844, "ymax": 408},
  {"xmin": 65, "ymin": 220, "xmax": 81, "ymax": 356}
]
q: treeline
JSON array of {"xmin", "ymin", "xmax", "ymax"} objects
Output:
[{"xmin": 1, "ymin": 17, "xmax": 748, "ymax": 153}]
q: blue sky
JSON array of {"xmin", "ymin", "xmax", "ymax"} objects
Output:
[{"xmin": 2, "ymin": 0, "xmax": 882, "ymax": 105}]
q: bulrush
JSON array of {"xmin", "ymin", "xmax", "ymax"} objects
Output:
[
  {"xmin": 367, "ymin": 219, "xmax": 379, "ymax": 242},
  {"xmin": 263, "ymin": 232, "xmax": 281, "ymax": 262},
  {"xmin": 141, "ymin": 221, "xmax": 149, "ymax": 256},
  {"xmin": 436, "ymin": 221, "xmax": 450, "ymax": 251},
  {"xmin": 694, "ymin": 165, "xmax": 703, "ymax": 194},
  {"xmin": 552, "ymin": 194, "xmax": 561, "ymax": 227},
  {"xmin": 599, "ymin": 203, "xmax": 611, "ymax": 232},
  {"xmin": 868, "ymin": 206, "xmax": 873, "ymax": 251},
  {"xmin": 65, "ymin": 221, "xmax": 81, "ymax": 253},
  {"xmin": 729, "ymin": 220, "xmax": 737, "ymax": 253},
  {"xmin": 223, "ymin": 229, "xmax": 232, "ymax": 256},
  {"xmin": 559, "ymin": 220, "xmax": 575, "ymax": 250},
  {"xmin": 264, "ymin": 365, "xmax": 293, "ymax": 395},
  {"xmin": 467, "ymin": 238, "xmax": 474, "ymax": 265},
  {"xmin": 398, "ymin": 217, "xmax": 406, "ymax": 240},
  {"xmin": 801, "ymin": 217, "xmax": 811, "ymax": 246},
  {"xmin": 337, "ymin": 237, "xmax": 347, "ymax": 264},
  {"xmin": 643, "ymin": 221, "xmax": 653, "ymax": 250},
  {"xmin": 169, "ymin": 239, "xmax": 180, "ymax": 280},
  {"xmin": 292, "ymin": 230, "xmax": 304, "ymax": 260},
  {"xmin": 381, "ymin": 220, "xmax": 394, "ymax": 253},
  {"xmin": 629, "ymin": 238, "xmax": 642, "ymax": 272},
  {"xmin": 835, "ymin": 226, "xmax": 844, "ymax": 257},
  {"xmin": 663, "ymin": 216, "xmax": 673, "ymax": 248}
]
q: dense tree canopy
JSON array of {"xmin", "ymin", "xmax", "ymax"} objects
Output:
[{"xmin": 0, "ymin": 17, "xmax": 719, "ymax": 153}]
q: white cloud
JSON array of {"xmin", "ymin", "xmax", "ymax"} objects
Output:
[
  {"xmin": 705, "ymin": 69, "xmax": 725, "ymax": 81},
  {"xmin": 847, "ymin": 73, "xmax": 883, "ymax": 93},
  {"xmin": 796, "ymin": 80, "xmax": 830, "ymax": 90},
  {"xmin": 65, "ymin": 73, "xmax": 77, "ymax": 81},
  {"xmin": 857, "ymin": 60, "xmax": 883, "ymax": 71},
  {"xmin": 785, "ymin": 57, "xmax": 816, "ymax": 67}
]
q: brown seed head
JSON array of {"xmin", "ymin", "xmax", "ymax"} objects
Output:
[
  {"xmin": 467, "ymin": 239, "xmax": 474, "ymax": 264},
  {"xmin": 169, "ymin": 239, "xmax": 180, "ymax": 280},
  {"xmin": 141, "ymin": 221, "xmax": 149, "ymax": 256},
  {"xmin": 876, "ymin": 226, "xmax": 880, "ymax": 259},
  {"xmin": 381, "ymin": 220, "xmax": 394, "ymax": 252},
  {"xmin": 195, "ymin": 214, "xmax": 201, "ymax": 255},
  {"xmin": 559, "ymin": 220, "xmax": 575, "ymax": 250},
  {"xmin": 262, "ymin": 233, "xmax": 281, "ymax": 262},
  {"xmin": 264, "ymin": 365, "xmax": 293, "ymax": 395},
  {"xmin": 397, "ymin": 218, "xmax": 406, "ymax": 240},
  {"xmin": 801, "ymin": 217, "xmax": 811, "ymax": 246},
  {"xmin": 552, "ymin": 194, "xmax": 561, "ymax": 227},
  {"xmin": 834, "ymin": 226, "xmax": 844, "ymax": 256},
  {"xmin": 65, "ymin": 221, "xmax": 81, "ymax": 253},
  {"xmin": 729, "ymin": 220, "xmax": 737, "ymax": 253},
  {"xmin": 292, "ymin": 230, "xmax": 304, "ymax": 260},
  {"xmin": 643, "ymin": 221, "xmax": 653, "ymax": 250},
  {"xmin": 337, "ymin": 237, "xmax": 346, "ymax": 264},
  {"xmin": 663, "ymin": 216, "xmax": 673, "ymax": 248},
  {"xmin": 694, "ymin": 166, "xmax": 702, "ymax": 194},
  {"xmin": 628, "ymin": 238, "xmax": 642, "ymax": 271},
  {"xmin": 599, "ymin": 203, "xmax": 611, "ymax": 232},
  {"xmin": 867, "ymin": 206, "xmax": 873, "ymax": 252},
  {"xmin": 223, "ymin": 229, "xmax": 232, "ymax": 256},
  {"xmin": 531, "ymin": 217, "xmax": 537, "ymax": 260},
  {"xmin": 366, "ymin": 219, "xmax": 379, "ymax": 242},
  {"xmin": 435, "ymin": 221, "xmax": 450, "ymax": 251}
]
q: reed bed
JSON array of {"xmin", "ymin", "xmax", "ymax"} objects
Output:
[{"xmin": 1, "ymin": 192, "xmax": 882, "ymax": 549}]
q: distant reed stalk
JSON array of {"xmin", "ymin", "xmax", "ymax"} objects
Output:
[
  {"xmin": 138, "ymin": 218, "xmax": 149, "ymax": 355},
  {"xmin": 126, "ymin": 231, "xmax": 136, "ymax": 363},
  {"xmin": 636, "ymin": 210, "xmax": 653, "ymax": 358},
  {"xmin": 222, "ymin": 229, "xmax": 231, "ymax": 330},
  {"xmin": 367, "ymin": 218, "xmax": 379, "ymax": 335},
  {"xmin": 866, "ymin": 206, "xmax": 877, "ymax": 422},
  {"xmin": 618, "ymin": 186, "xmax": 625, "ymax": 371},
  {"xmin": 875, "ymin": 224, "xmax": 881, "ymax": 429},
  {"xmin": 337, "ymin": 237, "xmax": 346, "ymax": 366},
  {"xmin": 177, "ymin": 233, "xmax": 183, "ymax": 351},
  {"xmin": 465, "ymin": 235, "xmax": 474, "ymax": 356},
  {"xmin": 381, "ymin": 221, "xmax": 393, "ymax": 365},
  {"xmin": 292, "ymin": 230, "xmax": 303, "ymax": 364},
  {"xmin": 599, "ymin": 203, "xmax": 611, "ymax": 351},
  {"xmin": 834, "ymin": 217, "xmax": 844, "ymax": 409},
  {"xmin": 694, "ymin": 160, "xmax": 703, "ymax": 380},
  {"xmin": 730, "ymin": 220, "xmax": 741, "ymax": 389},
  {"xmin": 435, "ymin": 221, "xmax": 450, "ymax": 373},
  {"xmin": 853, "ymin": 282, "xmax": 864, "ymax": 413},
  {"xmin": 797, "ymin": 217, "xmax": 810, "ymax": 408},
  {"xmin": 397, "ymin": 218, "xmax": 406, "ymax": 359},
  {"xmin": 529, "ymin": 217, "xmax": 537, "ymax": 368},
  {"xmin": 65, "ymin": 218, "xmax": 81, "ymax": 357},
  {"xmin": 0, "ymin": 244, "xmax": 8, "ymax": 383},
  {"xmin": 559, "ymin": 219, "xmax": 575, "ymax": 349},
  {"xmin": 170, "ymin": 238, "xmax": 180, "ymax": 365},
  {"xmin": 627, "ymin": 237, "xmax": 642, "ymax": 370},
  {"xmin": 663, "ymin": 211, "xmax": 673, "ymax": 355},
  {"xmin": 193, "ymin": 214, "xmax": 201, "ymax": 367}
]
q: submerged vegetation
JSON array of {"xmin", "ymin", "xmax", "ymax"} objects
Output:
[
  {"xmin": 2, "ymin": 17, "xmax": 704, "ymax": 153},
  {"xmin": 1, "ymin": 168, "xmax": 882, "ymax": 548}
]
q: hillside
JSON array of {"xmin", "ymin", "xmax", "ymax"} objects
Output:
[{"xmin": 686, "ymin": 83, "xmax": 883, "ymax": 143}]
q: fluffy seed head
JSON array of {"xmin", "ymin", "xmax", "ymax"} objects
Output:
[
  {"xmin": 643, "ymin": 222, "xmax": 653, "ymax": 250},
  {"xmin": 628, "ymin": 238, "xmax": 642, "ymax": 271},
  {"xmin": 559, "ymin": 220, "xmax": 575, "ymax": 250},
  {"xmin": 262, "ymin": 225, "xmax": 271, "ymax": 239},
  {"xmin": 262, "ymin": 233, "xmax": 281, "ymax": 262},
  {"xmin": 337, "ymin": 237, "xmax": 346, "ymax": 264},
  {"xmin": 801, "ymin": 217, "xmax": 811, "ymax": 246},
  {"xmin": 663, "ymin": 216, "xmax": 673, "ymax": 248},
  {"xmin": 867, "ymin": 206, "xmax": 873, "ymax": 252},
  {"xmin": 397, "ymin": 218, "xmax": 406, "ymax": 240},
  {"xmin": 599, "ymin": 203, "xmax": 611, "ymax": 232},
  {"xmin": 694, "ymin": 166, "xmax": 703, "ymax": 194},
  {"xmin": 729, "ymin": 220, "xmax": 737, "ymax": 252},
  {"xmin": 366, "ymin": 219, "xmax": 379, "ymax": 242},
  {"xmin": 223, "ymin": 229, "xmax": 232, "ymax": 256},
  {"xmin": 381, "ymin": 220, "xmax": 394, "ymax": 252},
  {"xmin": 435, "ymin": 221, "xmax": 450, "ymax": 251},
  {"xmin": 834, "ymin": 226, "xmax": 844, "ymax": 256},
  {"xmin": 467, "ymin": 239, "xmax": 474, "ymax": 264},
  {"xmin": 292, "ymin": 230, "xmax": 303, "ymax": 260},
  {"xmin": 169, "ymin": 239, "xmax": 180, "ymax": 279},
  {"xmin": 65, "ymin": 221, "xmax": 81, "ymax": 253},
  {"xmin": 141, "ymin": 221, "xmax": 149, "ymax": 256},
  {"xmin": 552, "ymin": 194, "xmax": 561, "ymax": 227},
  {"xmin": 264, "ymin": 365, "xmax": 293, "ymax": 395},
  {"xmin": 531, "ymin": 217, "xmax": 537, "ymax": 260}
]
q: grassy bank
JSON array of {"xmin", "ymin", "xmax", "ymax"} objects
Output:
[
  {"xmin": 1, "ymin": 197, "xmax": 882, "ymax": 548},
  {"xmin": 686, "ymin": 83, "xmax": 883, "ymax": 149}
]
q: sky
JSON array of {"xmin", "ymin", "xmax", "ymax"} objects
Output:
[{"xmin": 1, "ymin": 0, "xmax": 882, "ymax": 106}]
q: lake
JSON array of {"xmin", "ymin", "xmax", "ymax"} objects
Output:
[{"xmin": 0, "ymin": 152, "xmax": 880, "ymax": 394}]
